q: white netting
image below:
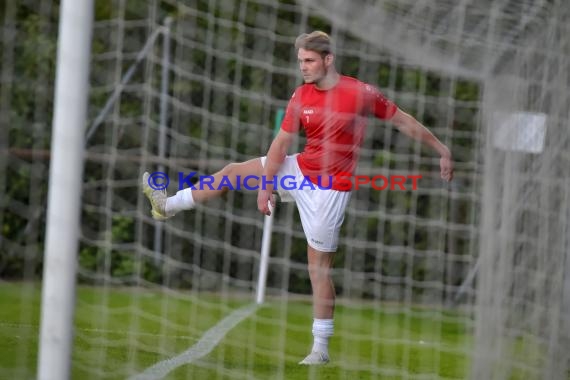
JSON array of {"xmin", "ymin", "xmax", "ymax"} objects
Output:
[{"xmin": 1, "ymin": 0, "xmax": 569, "ymax": 379}]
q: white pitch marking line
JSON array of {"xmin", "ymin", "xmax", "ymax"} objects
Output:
[{"xmin": 129, "ymin": 303, "xmax": 258, "ymax": 380}]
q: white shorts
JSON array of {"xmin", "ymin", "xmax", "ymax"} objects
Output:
[{"xmin": 260, "ymin": 155, "xmax": 351, "ymax": 252}]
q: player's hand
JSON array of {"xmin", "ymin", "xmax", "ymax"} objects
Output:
[
  {"xmin": 257, "ymin": 188, "xmax": 275, "ymax": 216},
  {"xmin": 440, "ymin": 155, "xmax": 454, "ymax": 182}
]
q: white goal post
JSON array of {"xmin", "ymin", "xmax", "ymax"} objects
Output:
[{"xmin": 37, "ymin": 1, "xmax": 93, "ymax": 380}]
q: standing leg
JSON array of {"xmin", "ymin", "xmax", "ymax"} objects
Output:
[
  {"xmin": 299, "ymin": 245, "xmax": 335, "ymax": 365},
  {"xmin": 308, "ymin": 245, "xmax": 336, "ymax": 319}
]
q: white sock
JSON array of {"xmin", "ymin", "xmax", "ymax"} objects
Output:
[
  {"xmin": 311, "ymin": 318, "xmax": 334, "ymax": 356},
  {"xmin": 165, "ymin": 188, "xmax": 195, "ymax": 215}
]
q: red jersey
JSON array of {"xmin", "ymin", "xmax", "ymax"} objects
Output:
[{"xmin": 280, "ymin": 75, "xmax": 397, "ymax": 191}]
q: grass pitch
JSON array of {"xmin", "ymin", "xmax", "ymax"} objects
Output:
[{"xmin": 0, "ymin": 283, "xmax": 471, "ymax": 379}]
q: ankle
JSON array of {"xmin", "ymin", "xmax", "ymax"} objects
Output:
[
  {"xmin": 312, "ymin": 318, "xmax": 334, "ymax": 355},
  {"xmin": 165, "ymin": 189, "xmax": 195, "ymax": 215}
]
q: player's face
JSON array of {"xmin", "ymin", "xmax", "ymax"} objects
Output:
[{"xmin": 297, "ymin": 48, "xmax": 330, "ymax": 84}]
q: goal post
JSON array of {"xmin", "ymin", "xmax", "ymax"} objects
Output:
[{"xmin": 37, "ymin": 1, "xmax": 94, "ymax": 380}]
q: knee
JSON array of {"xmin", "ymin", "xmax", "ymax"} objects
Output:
[
  {"xmin": 221, "ymin": 163, "xmax": 239, "ymax": 178},
  {"xmin": 308, "ymin": 264, "xmax": 331, "ymax": 282}
]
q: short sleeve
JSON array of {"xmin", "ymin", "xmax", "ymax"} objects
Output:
[
  {"xmin": 364, "ymin": 84, "xmax": 397, "ymax": 120},
  {"xmin": 280, "ymin": 89, "xmax": 302, "ymax": 133}
]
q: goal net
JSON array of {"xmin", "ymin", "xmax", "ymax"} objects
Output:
[{"xmin": 1, "ymin": 0, "xmax": 569, "ymax": 379}]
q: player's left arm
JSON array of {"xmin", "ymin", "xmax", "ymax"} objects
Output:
[{"xmin": 389, "ymin": 108, "xmax": 454, "ymax": 182}]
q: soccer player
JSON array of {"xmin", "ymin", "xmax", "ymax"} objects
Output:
[{"xmin": 142, "ymin": 31, "xmax": 453, "ymax": 365}]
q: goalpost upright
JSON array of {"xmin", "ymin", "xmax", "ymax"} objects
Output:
[{"xmin": 37, "ymin": 1, "xmax": 93, "ymax": 379}]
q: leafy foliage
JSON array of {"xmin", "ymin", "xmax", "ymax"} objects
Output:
[{"xmin": 1, "ymin": 1, "xmax": 480, "ymax": 301}]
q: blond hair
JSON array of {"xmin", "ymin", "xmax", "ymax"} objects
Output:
[{"xmin": 294, "ymin": 31, "xmax": 334, "ymax": 57}]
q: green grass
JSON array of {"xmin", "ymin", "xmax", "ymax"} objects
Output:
[{"xmin": 0, "ymin": 283, "xmax": 473, "ymax": 379}]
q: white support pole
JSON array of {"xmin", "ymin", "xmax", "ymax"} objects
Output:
[
  {"xmin": 256, "ymin": 211, "xmax": 274, "ymax": 304},
  {"xmin": 256, "ymin": 109, "xmax": 284, "ymax": 304},
  {"xmin": 154, "ymin": 17, "xmax": 172, "ymax": 264},
  {"xmin": 37, "ymin": 1, "xmax": 93, "ymax": 380},
  {"xmin": 85, "ymin": 27, "xmax": 162, "ymax": 144}
]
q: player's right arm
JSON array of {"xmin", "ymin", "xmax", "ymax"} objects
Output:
[
  {"xmin": 257, "ymin": 89, "xmax": 301, "ymax": 216},
  {"xmin": 257, "ymin": 130, "xmax": 295, "ymax": 216}
]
